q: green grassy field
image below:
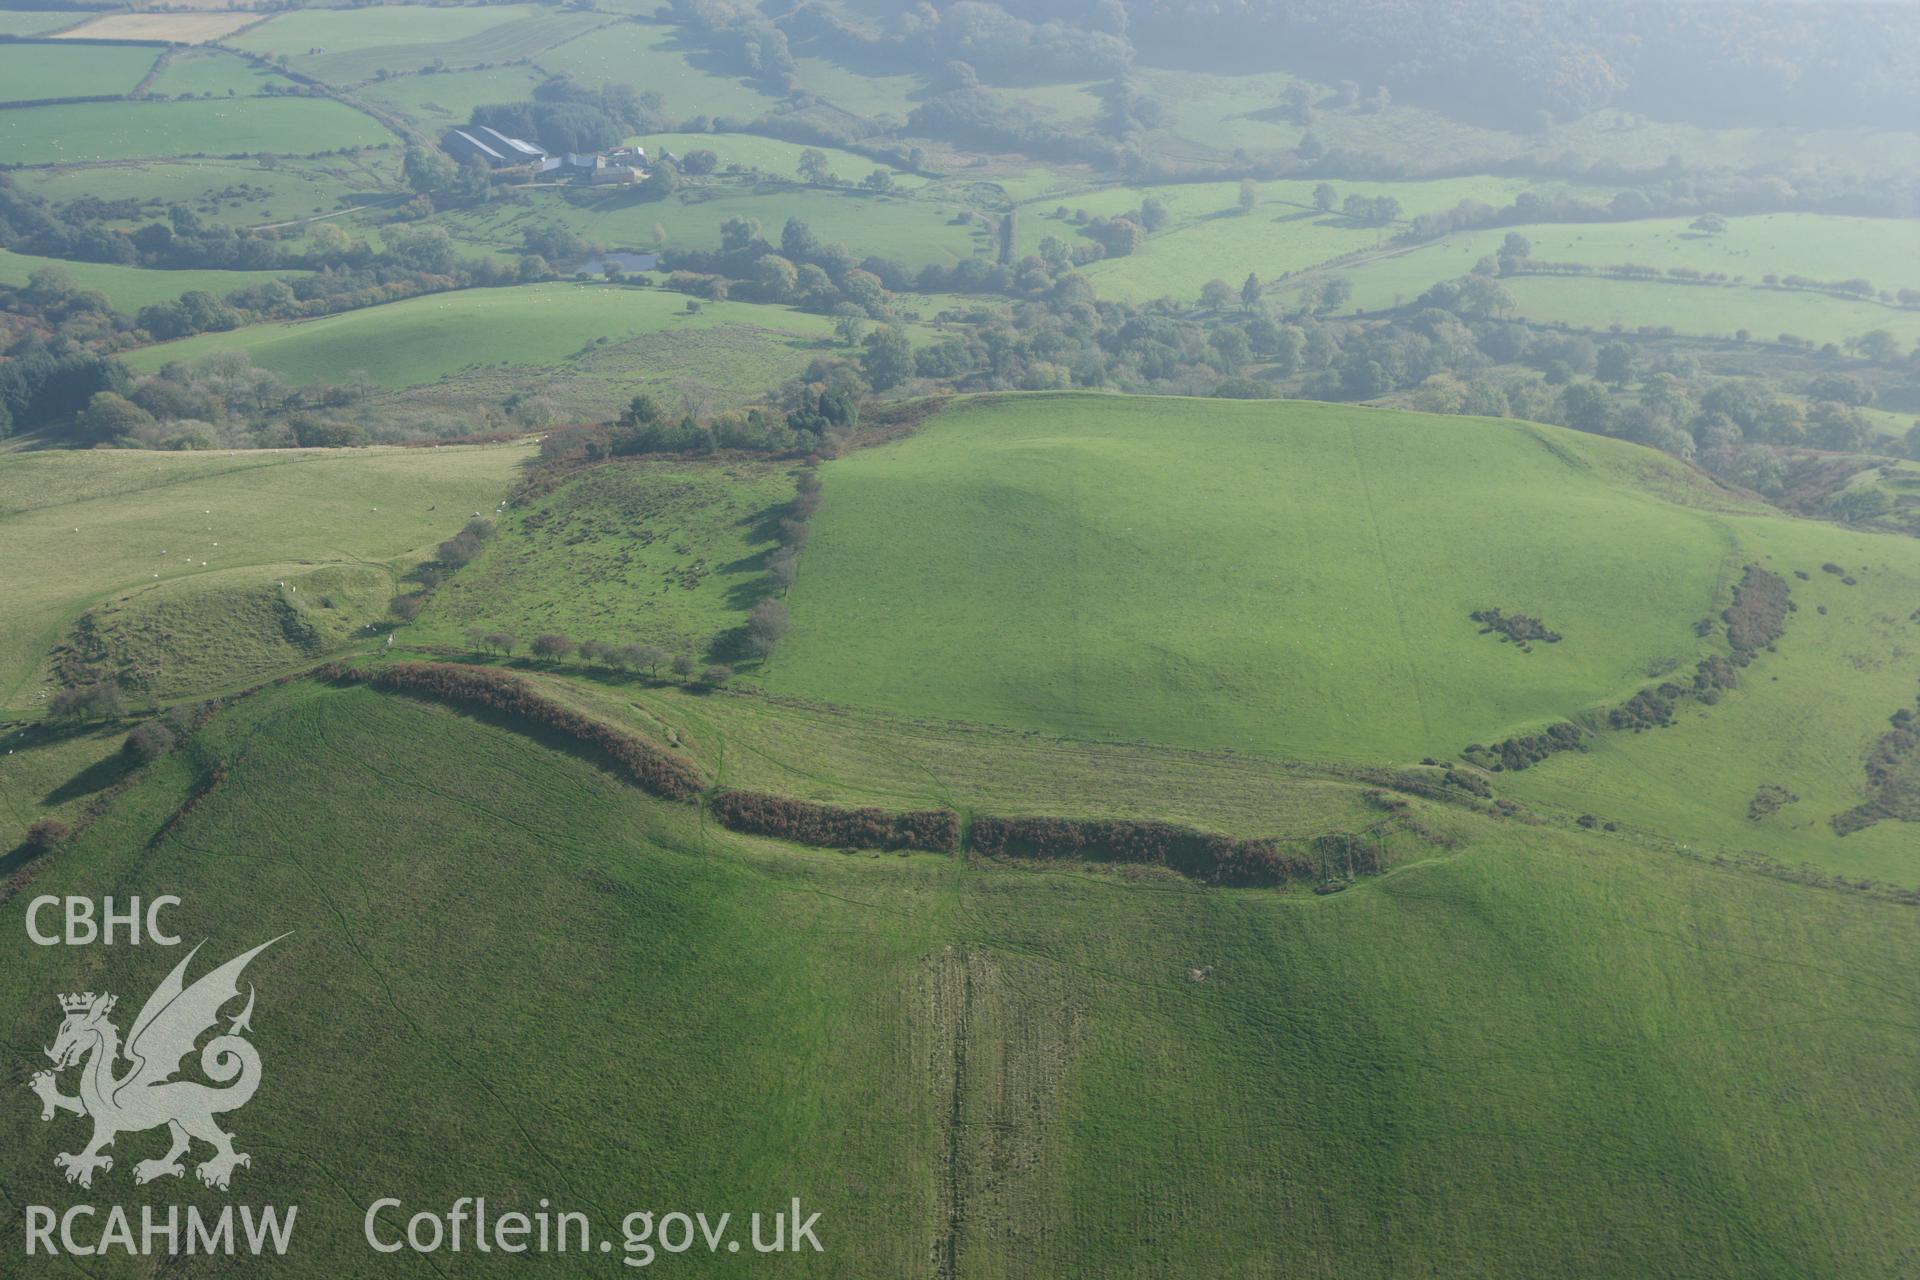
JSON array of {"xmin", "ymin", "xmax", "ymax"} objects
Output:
[
  {"xmin": 7, "ymin": 13, "xmax": 1920, "ymax": 1268},
  {"xmin": 0, "ymin": 10, "xmax": 75, "ymax": 36},
  {"xmin": 789, "ymin": 53, "xmax": 921, "ymax": 120},
  {"xmin": 530, "ymin": 665, "xmax": 1387, "ymax": 837},
  {"xmin": 144, "ymin": 47, "xmax": 299, "ymax": 100},
  {"xmin": 230, "ymin": 5, "xmax": 609, "ymax": 85},
  {"xmin": 438, "ymin": 181, "xmax": 988, "ymax": 267},
  {"xmin": 1493, "ymin": 508, "xmax": 1920, "ymax": 885},
  {"xmin": 122, "ymin": 282, "xmax": 850, "ymax": 389},
  {"xmin": 1112, "ymin": 63, "xmax": 1920, "ymax": 180},
  {"xmin": 533, "ymin": 18, "xmax": 784, "ymax": 121},
  {"xmin": 1014, "ymin": 175, "xmax": 1534, "ymax": 301},
  {"xmin": 750, "ymin": 393, "xmax": 1920, "ymax": 884},
  {"xmin": 628, "ymin": 131, "xmax": 928, "ymax": 188},
  {"xmin": 366, "ymin": 314, "xmax": 886, "ymax": 422},
  {"xmin": 412, "ymin": 458, "xmax": 797, "ymax": 660},
  {"xmin": 0, "ymin": 442, "xmax": 528, "ymax": 715},
  {"xmin": 0, "ymin": 247, "xmax": 309, "ymax": 313},
  {"xmin": 1494, "ymin": 274, "xmax": 1920, "ymax": 347},
  {"xmin": 1, "ymin": 677, "xmax": 1915, "ymax": 1275},
  {"xmin": 763, "ymin": 393, "xmax": 1738, "ymax": 761},
  {"xmin": 357, "ymin": 64, "xmax": 550, "ymax": 130},
  {"xmin": 0, "ymin": 96, "xmax": 393, "ymax": 166},
  {"xmin": 12, "ymin": 153, "xmax": 402, "ymax": 228},
  {"xmin": 0, "ymin": 41, "xmax": 157, "ymax": 103},
  {"xmin": 71, "ymin": 561, "xmax": 399, "ymax": 700},
  {"xmin": 1320, "ymin": 214, "xmax": 1920, "ymax": 344}
]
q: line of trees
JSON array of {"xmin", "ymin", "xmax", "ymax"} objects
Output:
[{"xmin": 476, "ymin": 630, "xmax": 735, "ymax": 691}]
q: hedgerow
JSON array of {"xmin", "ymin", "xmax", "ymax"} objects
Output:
[
  {"xmin": 327, "ymin": 663, "xmax": 703, "ymax": 800},
  {"xmin": 968, "ymin": 816, "xmax": 1318, "ymax": 887},
  {"xmin": 708, "ymin": 790, "xmax": 959, "ymax": 852}
]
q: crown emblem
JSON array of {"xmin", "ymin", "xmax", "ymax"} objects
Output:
[{"xmin": 59, "ymin": 992, "xmax": 112, "ymax": 1015}]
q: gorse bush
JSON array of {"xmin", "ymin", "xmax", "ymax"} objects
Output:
[
  {"xmin": 47, "ymin": 681, "xmax": 122, "ymax": 721},
  {"xmin": 1464, "ymin": 722, "xmax": 1586, "ymax": 771},
  {"xmin": 122, "ymin": 720, "xmax": 178, "ymax": 764},
  {"xmin": 22, "ymin": 819, "xmax": 71, "ymax": 854},
  {"xmin": 1725, "ymin": 565, "xmax": 1792, "ymax": 660},
  {"xmin": 1470, "ymin": 607, "xmax": 1562, "ymax": 650}
]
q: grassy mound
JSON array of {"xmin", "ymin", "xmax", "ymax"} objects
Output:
[
  {"xmin": 763, "ymin": 393, "xmax": 1737, "ymax": 762},
  {"xmin": 59, "ymin": 563, "xmax": 395, "ymax": 700},
  {"xmin": 0, "ymin": 442, "xmax": 527, "ymax": 713},
  {"xmin": 2, "ymin": 679, "xmax": 1916, "ymax": 1275}
]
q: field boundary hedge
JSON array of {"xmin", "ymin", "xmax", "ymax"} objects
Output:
[
  {"xmin": 326, "ymin": 663, "xmax": 1406, "ymax": 887},
  {"xmin": 970, "ymin": 815, "xmax": 1327, "ymax": 886},
  {"xmin": 709, "ymin": 790, "xmax": 959, "ymax": 852},
  {"xmin": 323, "ymin": 662, "xmax": 705, "ymax": 800}
]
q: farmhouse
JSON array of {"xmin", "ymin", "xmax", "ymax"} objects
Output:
[
  {"xmin": 590, "ymin": 165, "xmax": 646, "ymax": 186},
  {"xmin": 441, "ymin": 126, "xmax": 547, "ymax": 168},
  {"xmin": 536, "ymin": 145, "xmax": 649, "ymax": 185}
]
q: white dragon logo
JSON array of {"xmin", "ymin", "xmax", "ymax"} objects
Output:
[{"xmin": 27, "ymin": 937, "xmax": 284, "ymax": 1192}]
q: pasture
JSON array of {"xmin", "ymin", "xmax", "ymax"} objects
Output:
[
  {"xmin": 1319, "ymin": 214, "xmax": 1920, "ymax": 345},
  {"xmin": 121, "ymin": 282, "xmax": 849, "ymax": 390},
  {"xmin": 13, "ymin": 154, "xmax": 399, "ymax": 228},
  {"xmin": 71, "ymin": 561, "xmax": 397, "ymax": 701},
  {"xmin": 1014, "ymin": 175, "xmax": 1534, "ymax": 301},
  {"xmin": 230, "ymin": 6, "xmax": 608, "ymax": 85},
  {"xmin": 144, "ymin": 47, "xmax": 297, "ymax": 99},
  {"xmin": 413, "ymin": 459, "xmax": 798, "ymax": 660},
  {"xmin": 537, "ymin": 666, "xmax": 1383, "ymax": 837},
  {"xmin": 1494, "ymin": 274, "xmax": 1920, "ymax": 347},
  {"xmin": 0, "ymin": 16, "xmax": 1916, "ymax": 1271},
  {"xmin": 627, "ymin": 131, "xmax": 928, "ymax": 188},
  {"xmin": 1496, "ymin": 509, "xmax": 1920, "ymax": 884},
  {"xmin": 0, "ymin": 96, "xmax": 392, "ymax": 166},
  {"xmin": 372, "ymin": 315, "xmax": 891, "ymax": 423},
  {"xmin": 0, "ymin": 442, "xmax": 528, "ymax": 714},
  {"xmin": 440, "ymin": 183, "xmax": 988, "ymax": 267},
  {"xmin": 357, "ymin": 65, "xmax": 549, "ymax": 130},
  {"xmin": 790, "ymin": 53, "xmax": 921, "ymax": 120},
  {"xmin": 0, "ymin": 10, "xmax": 79, "ymax": 36},
  {"xmin": 1109, "ymin": 64, "xmax": 1920, "ymax": 182},
  {"xmin": 50, "ymin": 11, "xmax": 262, "ymax": 43},
  {"xmin": 0, "ymin": 42, "xmax": 157, "ymax": 103},
  {"xmin": 761, "ymin": 393, "xmax": 1735, "ymax": 762},
  {"xmin": 0, "ymin": 247, "xmax": 308, "ymax": 313},
  {"xmin": 0, "ymin": 677, "xmax": 1915, "ymax": 1275},
  {"xmin": 534, "ymin": 19, "xmax": 783, "ymax": 121}
]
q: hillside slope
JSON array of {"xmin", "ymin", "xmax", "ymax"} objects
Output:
[
  {"xmin": 765, "ymin": 394, "xmax": 1741, "ymax": 759},
  {"xmin": 0, "ymin": 442, "xmax": 529, "ymax": 715},
  {"xmin": 3, "ymin": 680, "xmax": 1917, "ymax": 1277},
  {"xmin": 757, "ymin": 393, "xmax": 1920, "ymax": 884}
]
